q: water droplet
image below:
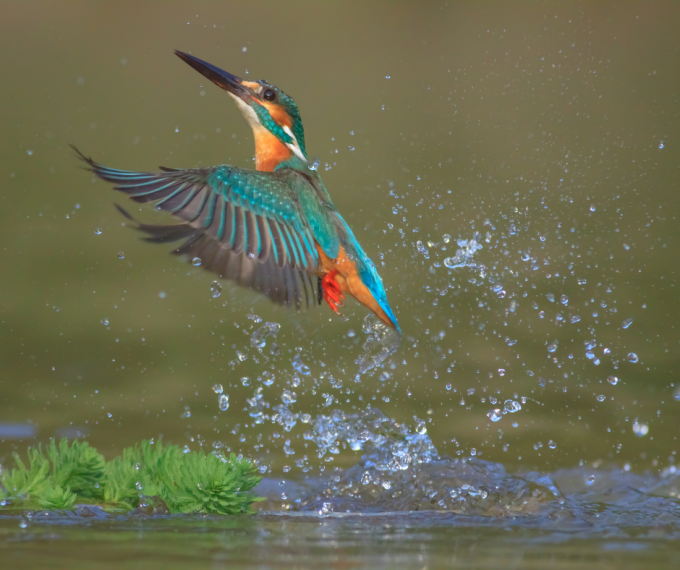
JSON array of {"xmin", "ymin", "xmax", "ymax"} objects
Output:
[
  {"xmin": 445, "ymin": 383, "xmax": 452, "ymax": 391},
  {"xmin": 191, "ymin": 257, "xmax": 202, "ymax": 266},
  {"xmin": 589, "ymin": 204, "xmax": 596, "ymax": 212},
  {"xmin": 596, "ymin": 394, "xmax": 606, "ymax": 402},
  {"xmin": 659, "ymin": 141, "xmax": 665, "ymax": 149},
  {"xmin": 504, "ymin": 400, "xmax": 522, "ymax": 413},
  {"xmin": 546, "ymin": 293, "xmax": 555, "ymax": 303},
  {"xmin": 413, "ymin": 416, "xmax": 427, "ymax": 435},
  {"xmin": 241, "ymin": 46, "xmax": 248, "ymax": 53},
  {"xmin": 622, "ymin": 318, "xmax": 633, "ymax": 329},
  {"xmin": 632, "ymin": 419, "xmax": 649, "ymax": 437},
  {"xmin": 548, "ymin": 440, "xmax": 557, "ymax": 449},
  {"xmin": 236, "ymin": 350, "xmax": 248, "ymax": 362},
  {"xmin": 18, "ymin": 517, "xmax": 29, "ymax": 529},
  {"xmin": 218, "ymin": 394, "xmax": 229, "ymax": 411},
  {"xmin": 547, "ymin": 340, "xmax": 558, "ymax": 353},
  {"xmin": 416, "ymin": 240, "xmax": 429, "ymax": 258},
  {"xmin": 385, "ymin": 75, "xmax": 391, "ymax": 79},
  {"xmin": 607, "ymin": 376, "xmax": 619, "ymax": 385},
  {"xmin": 281, "ymin": 390, "xmax": 297, "ymax": 404},
  {"xmin": 241, "ymin": 376, "xmax": 250, "ymax": 386},
  {"xmin": 102, "ymin": 318, "xmax": 109, "ymax": 326},
  {"xmin": 292, "ymin": 354, "xmax": 311, "ymax": 375},
  {"xmin": 158, "ymin": 291, "xmax": 166, "ymax": 299},
  {"xmin": 181, "ymin": 405, "xmax": 191, "ymax": 418},
  {"xmin": 623, "ymin": 243, "xmax": 630, "ymax": 251},
  {"xmin": 673, "ymin": 387, "xmax": 680, "ymax": 401},
  {"xmin": 627, "ymin": 353, "xmax": 639, "ymax": 363},
  {"xmin": 260, "ymin": 371, "xmax": 275, "ymax": 386},
  {"xmin": 212, "ymin": 383, "xmax": 223, "ymax": 394},
  {"xmin": 94, "ymin": 227, "xmax": 102, "ymax": 235},
  {"xmin": 560, "ymin": 295, "xmax": 568, "ymax": 305},
  {"xmin": 442, "ymin": 234, "xmax": 451, "ymax": 244},
  {"xmin": 570, "ymin": 315, "xmax": 581, "ymax": 323},
  {"xmin": 308, "ymin": 157, "xmax": 320, "ymax": 171},
  {"xmin": 136, "ymin": 481, "xmax": 143, "ymax": 490},
  {"xmin": 117, "ymin": 251, "xmax": 125, "ymax": 259},
  {"xmin": 487, "ymin": 409, "xmax": 503, "ymax": 422},
  {"xmin": 210, "ymin": 280, "xmax": 222, "ymax": 298}
]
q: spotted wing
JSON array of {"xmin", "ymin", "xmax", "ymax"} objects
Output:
[{"xmin": 76, "ymin": 148, "xmax": 321, "ymax": 309}]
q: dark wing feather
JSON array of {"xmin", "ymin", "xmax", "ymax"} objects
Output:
[{"xmin": 75, "ymin": 147, "xmax": 321, "ymax": 309}]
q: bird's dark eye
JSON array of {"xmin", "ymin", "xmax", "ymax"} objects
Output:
[{"xmin": 263, "ymin": 89, "xmax": 277, "ymax": 102}]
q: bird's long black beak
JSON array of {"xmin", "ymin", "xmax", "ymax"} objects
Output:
[{"xmin": 174, "ymin": 50, "xmax": 249, "ymax": 100}]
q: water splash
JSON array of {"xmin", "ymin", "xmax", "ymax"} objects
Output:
[
  {"xmin": 443, "ymin": 237, "xmax": 483, "ymax": 269},
  {"xmin": 251, "ymin": 322, "xmax": 280, "ymax": 351},
  {"xmin": 354, "ymin": 315, "xmax": 401, "ymax": 379}
]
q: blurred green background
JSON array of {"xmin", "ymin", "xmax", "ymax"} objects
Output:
[{"xmin": 1, "ymin": 1, "xmax": 678, "ymax": 477}]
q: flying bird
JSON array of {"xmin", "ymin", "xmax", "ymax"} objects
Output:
[{"xmin": 76, "ymin": 50, "xmax": 399, "ymax": 332}]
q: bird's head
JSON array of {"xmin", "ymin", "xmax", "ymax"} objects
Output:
[{"xmin": 175, "ymin": 50, "xmax": 307, "ymax": 171}]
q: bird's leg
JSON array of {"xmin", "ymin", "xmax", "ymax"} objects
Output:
[{"xmin": 321, "ymin": 269, "xmax": 344, "ymax": 315}]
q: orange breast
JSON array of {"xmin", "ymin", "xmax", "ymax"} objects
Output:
[
  {"xmin": 316, "ymin": 243, "xmax": 395, "ymax": 328},
  {"xmin": 254, "ymin": 129, "xmax": 293, "ymax": 172}
]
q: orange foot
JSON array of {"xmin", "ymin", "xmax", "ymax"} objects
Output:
[{"xmin": 322, "ymin": 270, "xmax": 345, "ymax": 315}]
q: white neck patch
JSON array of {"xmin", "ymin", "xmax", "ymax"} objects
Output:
[{"xmin": 282, "ymin": 125, "xmax": 307, "ymax": 162}]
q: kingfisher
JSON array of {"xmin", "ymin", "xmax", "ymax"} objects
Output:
[{"xmin": 76, "ymin": 50, "xmax": 399, "ymax": 332}]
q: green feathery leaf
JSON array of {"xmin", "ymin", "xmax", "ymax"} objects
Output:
[
  {"xmin": 38, "ymin": 484, "xmax": 78, "ymax": 510},
  {"xmin": 0, "ymin": 439, "xmax": 262, "ymax": 515}
]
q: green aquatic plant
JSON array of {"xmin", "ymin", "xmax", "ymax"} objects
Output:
[
  {"xmin": 161, "ymin": 450, "xmax": 263, "ymax": 515},
  {"xmin": 0, "ymin": 439, "xmax": 262, "ymax": 515},
  {"xmin": 38, "ymin": 483, "xmax": 78, "ymax": 510}
]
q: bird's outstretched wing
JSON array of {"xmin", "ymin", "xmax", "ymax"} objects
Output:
[{"xmin": 75, "ymin": 147, "xmax": 322, "ymax": 309}]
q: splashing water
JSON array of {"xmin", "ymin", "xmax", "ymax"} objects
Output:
[
  {"xmin": 253, "ymin": 404, "xmax": 680, "ymax": 524},
  {"xmin": 251, "ymin": 322, "xmax": 280, "ymax": 351},
  {"xmin": 443, "ymin": 237, "xmax": 483, "ymax": 269},
  {"xmin": 354, "ymin": 315, "xmax": 401, "ymax": 379}
]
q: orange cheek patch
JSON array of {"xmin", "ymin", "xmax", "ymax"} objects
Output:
[{"xmin": 261, "ymin": 102, "xmax": 292, "ymax": 128}]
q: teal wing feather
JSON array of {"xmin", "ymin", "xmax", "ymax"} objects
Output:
[{"xmin": 76, "ymin": 148, "xmax": 321, "ymax": 309}]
